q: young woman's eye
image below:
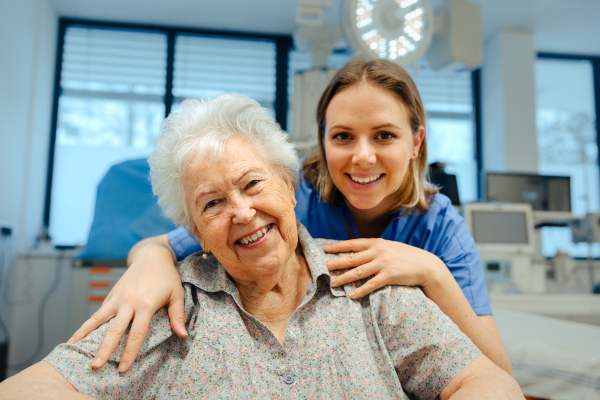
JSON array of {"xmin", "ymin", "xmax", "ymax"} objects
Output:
[
  {"xmin": 377, "ymin": 131, "xmax": 396, "ymax": 140},
  {"xmin": 332, "ymin": 132, "xmax": 352, "ymax": 141},
  {"xmin": 205, "ymin": 199, "xmax": 219, "ymax": 209}
]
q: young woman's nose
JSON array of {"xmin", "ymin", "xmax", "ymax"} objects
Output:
[
  {"xmin": 230, "ymin": 195, "xmax": 256, "ymax": 225},
  {"xmin": 352, "ymin": 139, "xmax": 376, "ymax": 166}
]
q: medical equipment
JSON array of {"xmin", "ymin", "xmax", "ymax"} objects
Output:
[
  {"xmin": 571, "ymin": 213, "xmax": 600, "ymax": 243},
  {"xmin": 463, "ymin": 202, "xmax": 546, "ymax": 293},
  {"xmin": 485, "ymin": 172, "xmax": 576, "ymax": 226}
]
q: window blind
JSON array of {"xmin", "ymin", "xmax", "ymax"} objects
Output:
[
  {"xmin": 61, "ymin": 26, "xmax": 167, "ymax": 97},
  {"xmin": 173, "ymin": 34, "xmax": 276, "ymax": 111}
]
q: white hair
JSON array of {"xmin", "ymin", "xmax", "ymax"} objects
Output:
[{"xmin": 149, "ymin": 94, "xmax": 299, "ymax": 231}]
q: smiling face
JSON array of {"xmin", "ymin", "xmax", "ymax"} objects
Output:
[
  {"xmin": 183, "ymin": 136, "xmax": 298, "ymax": 286},
  {"xmin": 323, "ymin": 83, "xmax": 425, "ymax": 218}
]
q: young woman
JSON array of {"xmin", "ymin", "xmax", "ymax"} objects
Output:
[{"xmin": 70, "ymin": 59, "xmax": 511, "ymax": 374}]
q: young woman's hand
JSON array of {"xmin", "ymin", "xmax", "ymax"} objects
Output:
[
  {"xmin": 325, "ymin": 237, "xmax": 513, "ymax": 374},
  {"xmin": 68, "ymin": 237, "xmax": 186, "ymax": 372},
  {"xmin": 325, "ymin": 238, "xmax": 444, "ymax": 298}
]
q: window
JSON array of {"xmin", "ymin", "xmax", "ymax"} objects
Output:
[
  {"xmin": 535, "ymin": 56, "xmax": 600, "ymax": 258},
  {"xmin": 47, "ymin": 20, "xmax": 291, "ymax": 246},
  {"xmin": 173, "ymin": 35, "xmax": 277, "ymax": 113},
  {"xmin": 415, "ymin": 68, "xmax": 476, "ymax": 203},
  {"xmin": 49, "ymin": 26, "xmax": 167, "ymax": 245}
]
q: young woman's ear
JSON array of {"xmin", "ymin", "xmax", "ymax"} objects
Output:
[{"xmin": 411, "ymin": 126, "xmax": 425, "ymax": 159}]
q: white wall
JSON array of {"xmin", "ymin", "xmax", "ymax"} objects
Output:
[
  {"xmin": 0, "ymin": 0, "xmax": 58, "ymax": 252},
  {"xmin": 481, "ymin": 30, "xmax": 539, "ymax": 174}
]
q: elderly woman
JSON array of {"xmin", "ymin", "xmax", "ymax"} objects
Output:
[{"xmin": 0, "ymin": 95, "xmax": 522, "ymax": 399}]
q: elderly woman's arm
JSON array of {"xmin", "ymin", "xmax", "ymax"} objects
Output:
[
  {"xmin": 438, "ymin": 354, "xmax": 523, "ymax": 399},
  {"xmin": 0, "ymin": 361, "xmax": 92, "ymax": 399},
  {"xmin": 68, "ymin": 234, "xmax": 187, "ymax": 372}
]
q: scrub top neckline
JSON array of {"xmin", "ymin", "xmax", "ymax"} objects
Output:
[{"xmin": 340, "ymin": 201, "xmax": 401, "ymax": 239}]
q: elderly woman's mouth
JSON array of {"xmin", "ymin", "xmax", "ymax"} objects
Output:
[{"xmin": 237, "ymin": 224, "xmax": 273, "ymax": 246}]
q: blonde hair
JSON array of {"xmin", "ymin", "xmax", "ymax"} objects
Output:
[{"xmin": 301, "ymin": 58, "xmax": 437, "ymax": 215}]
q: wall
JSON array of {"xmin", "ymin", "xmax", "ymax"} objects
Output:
[{"xmin": 0, "ymin": 0, "xmax": 58, "ymax": 252}]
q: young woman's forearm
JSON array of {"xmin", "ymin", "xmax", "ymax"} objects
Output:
[
  {"xmin": 70, "ymin": 233, "xmax": 186, "ymax": 372},
  {"xmin": 127, "ymin": 234, "xmax": 175, "ymax": 267},
  {"xmin": 422, "ymin": 260, "xmax": 512, "ymax": 375}
]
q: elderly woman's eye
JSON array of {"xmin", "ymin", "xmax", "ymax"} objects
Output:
[
  {"xmin": 205, "ymin": 199, "xmax": 219, "ymax": 209},
  {"xmin": 246, "ymin": 180, "xmax": 259, "ymax": 189}
]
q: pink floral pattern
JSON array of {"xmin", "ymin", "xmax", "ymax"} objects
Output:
[{"xmin": 45, "ymin": 223, "xmax": 480, "ymax": 399}]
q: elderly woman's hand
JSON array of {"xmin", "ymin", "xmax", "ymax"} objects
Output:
[
  {"xmin": 324, "ymin": 238, "xmax": 444, "ymax": 298},
  {"xmin": 68, "ymin": 239, "xmax": 187, "ymax": 372}
]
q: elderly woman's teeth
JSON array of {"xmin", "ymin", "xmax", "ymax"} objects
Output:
[
  {"xmin": 350, "ymin": 174, "xmax": 381, "ymax": 184},
  {"xmin": 240, "ymin": 225, "xmax": 271, "ymax": 245}
]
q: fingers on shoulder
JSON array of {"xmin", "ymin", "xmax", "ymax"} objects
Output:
[
  {"xmin": 69, "ymin": 307, "xmax": 118, "ymax": 343},
  {"xmin": 351, "ymin": 275, "xmax": 388, "ymax": 298},
  {"xmin": 325, "ymin": 238, "xmax": 373, "ymax": 253}
]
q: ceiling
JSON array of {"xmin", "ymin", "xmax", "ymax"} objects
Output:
[{"xmin": 46, "ymin": 0, "xmax": 600, "ymax": 57}]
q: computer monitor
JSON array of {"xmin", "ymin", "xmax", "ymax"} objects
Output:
[
  {"xmin": 463, "ymin": 202, "xmax": 535, "ymax": 255},
  {"xmin": 429, "ymin": 172, "xmax": 460, "ymax": 206},
  {"xmin": 486, "ymin": 172, "xmax": 571, "ymax": 212}
]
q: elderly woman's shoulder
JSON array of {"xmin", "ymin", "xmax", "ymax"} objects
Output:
[
  {"xmin": 311, "ymin": 239, "xmax": 429, "ymax": 301},
  {"xmin": 176, "ymin": 252, "xmax": 223, "ymax": 284},
  {"xmin": 313, "ymin": 238, "xmax": 339, "ymax": 247},
  {"xmin": 312, "ymin": 238, "xmax": 345, "ymax": 262}
]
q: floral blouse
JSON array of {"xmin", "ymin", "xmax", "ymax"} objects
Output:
[{"xmin": 45, "ymin": 223, "xmax": 481, "ymax": 399}]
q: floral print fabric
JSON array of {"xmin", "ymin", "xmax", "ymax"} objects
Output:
[{"xmin": 45, "ymin": 223, "xmax": 480, "ymax": 399}]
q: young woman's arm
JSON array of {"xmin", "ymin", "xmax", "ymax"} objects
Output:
[
  {"xmin": 69, "ymin": 234, "xmax": 187, "ymax": 372},
  {"xmin": 324, "ymin": 238, "xmax": 512, "ymax": 374}
]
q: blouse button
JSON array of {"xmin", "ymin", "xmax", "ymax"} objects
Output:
[{"xmin": 282, "ymin": 375, "xmax": 295, "ymax": 385}]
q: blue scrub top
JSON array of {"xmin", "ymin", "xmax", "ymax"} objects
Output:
[{"xmin": 168, "ymin": 179, "xmax": 492, "ymax": 315}]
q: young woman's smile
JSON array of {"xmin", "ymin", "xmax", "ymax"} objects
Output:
[{"xmin": 324, "ymin": 83, "xmax": 424, "ymax": 219}]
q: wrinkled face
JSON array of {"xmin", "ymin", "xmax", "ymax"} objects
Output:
[
  {"xmin": 183, "ymin": 136, "xmax": 298, "ymax": 285},
  {"xmin": 324, "ymin": 83, "xmax": 424, "ymax": 215}
]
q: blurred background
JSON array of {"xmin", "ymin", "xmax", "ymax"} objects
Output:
[{"xmin": 1, "ymin": 0, "xmax": 600, "ymax": 397}]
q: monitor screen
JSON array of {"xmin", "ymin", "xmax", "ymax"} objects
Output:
[
  {"xmin": 471, "ymin": 210, "xmax": 529, "ymax": 244},
  {"xmin": 486, "ymin": 173, "xmax": 571, "ymax": 212},
  {"xmin": 429, "ymin": 172, "xmax": 460, "ymax": 206}
]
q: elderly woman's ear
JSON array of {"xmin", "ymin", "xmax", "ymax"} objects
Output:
[
  {"xmin": 193, "ymin": 225, "xmax": 209, "ymax": 253},
  {"xmin": 281, "ymin": 170, "xmax": 297, "ymax": 208}
]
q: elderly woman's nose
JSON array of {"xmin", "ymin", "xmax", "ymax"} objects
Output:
[
  {"xmin": 352, "ymin": 139, "xmax": 376, "ymax": 166},
  {"xmin": 230, "ymin": 196, "xmax": 256, "ymax": 224}
]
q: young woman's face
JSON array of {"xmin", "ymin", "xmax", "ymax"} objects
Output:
[{"xmin": 323, "ymin": 83, "xmax": 424, "ymax": 215}]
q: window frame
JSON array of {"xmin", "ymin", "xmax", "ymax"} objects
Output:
[
  {"xmin": 536, "ymin": 52, "xmax": 600, "ymax": 193},
  {"xmin": 43, "ymin": 18, "xmax": 293, "ymax": 231},
  {"xmin": 472, "ymin": 54, "xmax": 600, "ymax": 202}
]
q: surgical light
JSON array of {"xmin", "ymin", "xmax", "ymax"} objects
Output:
[{"xmin": 342, "ymin": 0, "xmax": 434, "ymax": 66}]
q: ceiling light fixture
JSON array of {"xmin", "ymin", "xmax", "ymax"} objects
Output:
[{"xmin": 342, "ymin": 0, "xmax": 434, "ymax": 66}]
